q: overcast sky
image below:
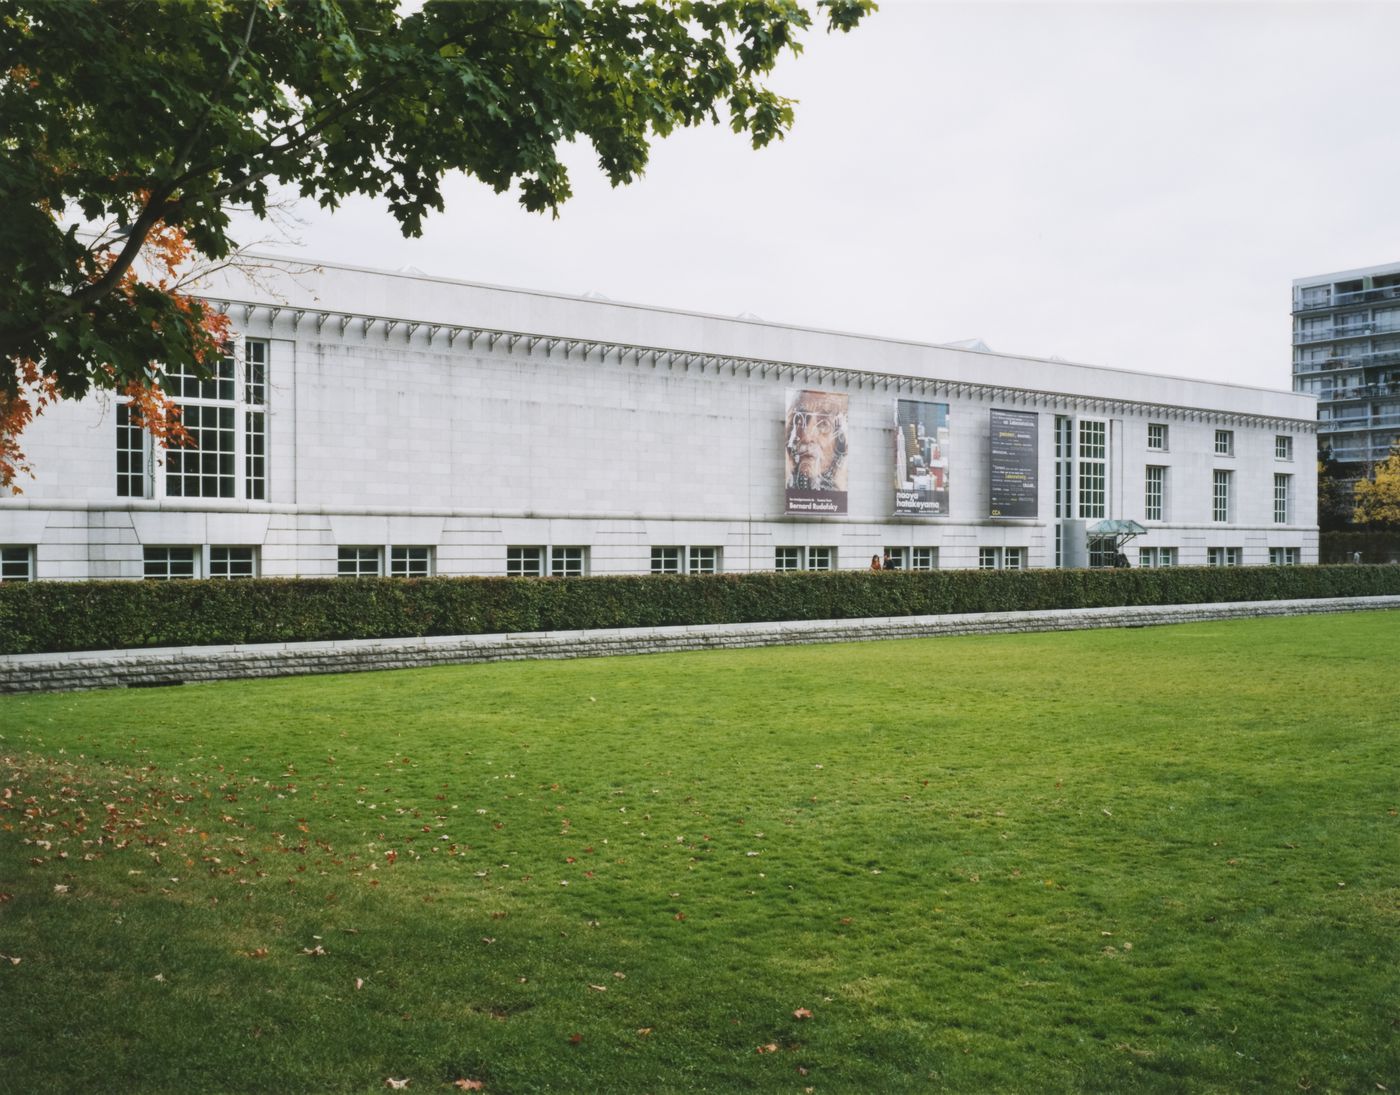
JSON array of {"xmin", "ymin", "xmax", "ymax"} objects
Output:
[{"xmin": 230, "ymin": 0, "xmax": 1400, "ymax": 393}]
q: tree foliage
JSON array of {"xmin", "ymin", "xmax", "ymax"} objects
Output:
[
  {"xmin": 0, "ymin": 0, "xmax": 872, "ymax": 487},
  {"xmin": 1352, "ymin": 443, "xmax": 1400, "ymax": 527}
]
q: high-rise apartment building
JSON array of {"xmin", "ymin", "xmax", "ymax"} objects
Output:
[{"xmin": 1292, "ymin": 260, "xmax": 1400, "ymax": 470}]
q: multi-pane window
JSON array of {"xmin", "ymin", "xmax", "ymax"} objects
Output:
[
  {"xmin": 1077, "ymin": 420, "xmax": 1106, "ymax": 519},
  {"xmin": 911, "ymin": 547, "xmax": 939, "ymax": 571},
  {"xmin": 1138, "ymin": 547, "xmax": 1178, "ymax": 568},
  {"xmin": 806, "ymin": 547, "xmax": 835, "ymax": 571},
  {"xmin": 1212, "ymin": 470, "xmax": 1232, "ymax": 522},
  {"xmin": 1207, "ymin": 547, "xmax": 1242, "ymax": 567},
  {"xmin": 507, "ymin": 547, "xmax": 545, "ymax": 577},
  {"xmin": 882, "ymin": 547, "xmax": 909, "ymax": 571},
  {"xmin": 338, "ymin": 546, "xmax": 382, "ymax": 578},
  {"xmin": 688, "ymin": 547, "xmax": 720, "ymax": 574},
  {"xmin": 245, "ymin": 340, "xmax": 268, "ymax": 500},
  {"xmin": 209, "ymin": 546, "xmax": 257, "ymax": 579},
  {"xmin": 1269, "ymin": 547, "xmax": 1300, "ymax": 566},
  {"xmin": 775, "ymin": 547, "xmax": 803, "ymax": 572},
  {"xmin": 168, "ymin": 403, "xmax": 237, "ymax": 498},
  {"xmin": 0, "ymin": 546, "xmax": 34, "ymax": 582},
  {"xmin": 1214, "ymin": 429, "xmax": 1234, "ymax": 456},
  {"xmin": 1004, "ymin": 547, "xmax": 1027, "ymax": 570},
  {"xmin": 1144, "ymin": 466, "xmax": 1165, "ymax": 522},
  {"xmin": 551, "ymin": 547, "xmax": 586, "ymax": 577},
  {"xmin": 144, "ymin": 547, "xmax": 197, "ymax": 580},
  {"xmin": 979, "ymin": 547, "xmax": 1000, "ymax": 570},
  {"xmin": 390, "ymin": 546, "xmax": 432, "ymax": 577},
  {"xmin": 153, "ymin": 341, "xmax": 266, "ymax": 500},
  {"xmin": 1147, "ymin": 423, "xmax": 1168, "ymax": 451},
  {"xmin": 116, "ymin": 403, "xmax": 146, "ymax": 497},
  {"xmin": 980, "ymin": 547, "xmax": 1027, "ymax": 570},
  {"xmin": 1275, "ymin": 435, "xmax": 1293, "ymax": 461},
  {"xmin": 651, "ymin": 547, "xmax": 683, "ymax": 574},
  {"xmin": 1274, "ymin": 474, "xmax": 1291, "ymax": 524}
]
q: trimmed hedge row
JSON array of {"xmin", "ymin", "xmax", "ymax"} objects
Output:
[{"xmin": 3, "ymin": 565, "xmax": 1400, "ymax": 656}]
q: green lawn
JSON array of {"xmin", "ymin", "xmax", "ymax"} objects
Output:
[{"xmin": 1, "ymin": 613, "xmax": 1397, "ymax": 1094}]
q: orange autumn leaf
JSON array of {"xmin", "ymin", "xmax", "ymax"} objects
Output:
[
  {"xmin": 452, "ymin": 1081, "xmax": 484, "ymax": 1092},
  {"xmin": 792, "ymin": 1008, "xmax": 813, "ymax": 1020},
  {"xmin": 756, "ymin": 1043, "xmax": 780, "ymax": 1054}
]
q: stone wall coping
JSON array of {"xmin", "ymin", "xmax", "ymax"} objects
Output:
[{"xmin": 3, "ymin": 596, "xmax": 1397, "ymax": 694}]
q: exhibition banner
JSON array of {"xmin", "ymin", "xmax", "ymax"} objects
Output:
[
  {"xmin": 989, "ymin": 408, "xmax": 1038, "ymax": 518},
  {"xmin": 894, "ymin": 399, "xmax": 950, "ymax": 516},
  {"xmin": 784, "ymin": 389, "xmax": 849, "ymax": 515}
]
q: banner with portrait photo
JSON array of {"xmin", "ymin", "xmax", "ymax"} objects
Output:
[
  {"xmin": 784, "ymin": 389, "xmax": 849, "ymax": 515},
  {"xmin": 894, "ymin": 399, "xmax": 950, "ymax": 515}
]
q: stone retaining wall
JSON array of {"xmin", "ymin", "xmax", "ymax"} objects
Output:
[{"xmin": 3, "ymin": 596, "xmax": 1396, "ymax": 695}]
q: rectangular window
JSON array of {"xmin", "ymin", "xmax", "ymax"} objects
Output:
[
  {"xmin": 507, "ymin": 547, "xmax": 545, "ymax": 577},
  {"xmin": 651, "ymin": 547, "xmax": 683, "ymax": 575},
  {"xmin": 806, "ymin": 547, "xmax": 835, "ymax": 571},
  {"xmin": 1147, "ymin": 423, "xmax": 1168, "ymax": 451},
  {"xmin": 911, "ymin": 546, "xmax": 939, "ymax": 571},
  {"xmin": 1275, "ymin": 435, "xmax": 1293, "ymax": 461},
  {"xmin": 688, "ymin": 547, "xmax": 720, "ymax": 575},
  {"xmin": 551, "ymin": 546, "xmax": 586, "ymax": 577},
  {"xmin": 1137, "ymin": 546, "xmax": 1178, "ymax": 568},
  {"xmin": 979, "ymin": 547, "xmax": 1000, "ymax": 570},
  {"xmin": 390, "ymin": 546, "xmax": 432, "ymax": 577},
  {"xmin": 1214, "ymin": 429, "xmax": 1234, "ymax": 456},
  {"xmin": 245, "ymin": 411, "xmax": 266, "ymax": 501},
  {"xmin": 116, "ymin": 403, "xmax": 146, "ymax": 497},
  {"xmin": 1159, "ymin": 547, "xmax": 1177, "ymax": 567},
  {"xmin": 1054, "ymin": 415, "xmax": 1073, "ymax": 523},
  {"xmin": 1144, "ymin": 465, "xmax": 1165, "ymax": 522},
  {"xmin": 338, "ymin": 546, "xmax": 382, "ymax": 578},
  {"xmin": 144, "ymin": 547, "xmax": 197, "ymax": 580},
  {"xmin": 775, "ymin": 547, "xmax": 803, "ymax": 572},
  {"xmin": 882, "ymin": 547, "xmax": 909, "ymax": 571},
  {"xmin": 1207, "ymin": 547, "xmax": 1242, "ymax": 567},
  {"xmin": 1138, "ymin": 547, "xmax": 1154, "ymax": 568},
  {"xmin": 244, "ymin": 339, "xmax": 268, "ymax": 405},
  {"xmin": 209, "ymin": 546, "xmax": 257, "ymax": 579},
  {"xmin": 1274, "ymin": 474, "xmax": 1291, "ymax": 524},
  {"xmin": 166, "ymin": 355, "xmax": 235, "ymax": 402},
  {"xmin": 166, "ymin": 403, "xmax": 236, "ymax": 498},
  {"xmin": 1269, "ymin": 547, "xmax": 1300, "ymax": 566},
  {"xmin": 1212, "ymin": 469, "xmax": 1232, "ymax": 522},
  {"xmin": 0, "ymin": 546, "xmax": 34, "ymax": 582},
  {"xmin": 1004, "ymin": 547, "xmax": 1027, "ymax": 570},
  {"xmin": 1077, "ymin": 420, "xmax": 1106, "ymax": 519}
]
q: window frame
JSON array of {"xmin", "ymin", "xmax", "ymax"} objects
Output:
[
  {"xmin": 1147, "ymin": 423, "xmax": 1168, "ymax": 451},
  {"xmin": 911, "ymin": 546, "xmax": 939, "ymax": 571},
  {"xmin": 1212, "ymin": 469, "xmax": 1232, "ymax": 523},
  {"xmin": 209, "ymin": 546, "xmax": 258, "ymax": 579},
  {"xmin": 390, "ymin": 546, "xmax": 433, "ymax": 578},
  {"xmin": 144, "ymin": 546, "xmax": 198, "ymax": 580},
  {"xmin": 0, "ymin": 545, "xmax": 35, "ymax": 582},
  {"xmin": 1214, "ymin": 429, "xmax": 1234, "ymax": 457},
  {"xmin": 337, "ymin": 546, "xmax": 383, "ymax": 578},
  {"xmin": 1144, "ymin": 465, "xmax": 1165, "ymax": 522}
]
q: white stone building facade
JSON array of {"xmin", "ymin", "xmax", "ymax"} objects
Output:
[{"xmin": 2, "ymin": 258, "xmax": 1318, "ymax": 582}]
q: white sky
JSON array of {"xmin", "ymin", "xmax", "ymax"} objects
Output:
[{"xmin": 229, "ymin": 0, "xmax": 1400, "ymax": 392}]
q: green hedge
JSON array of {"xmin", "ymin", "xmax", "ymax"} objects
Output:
[{"xmin": 3, "ymin": 565, "xmax": 1400, "ymax": 657}]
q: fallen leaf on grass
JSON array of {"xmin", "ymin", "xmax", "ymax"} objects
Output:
[
  {"xmin": 302, "ymin": 945, "xmax": 327, "ymax": 957},
  {"xmin": 244, "ymin": 947, "xmax": 269, "ymax": 959},
  {"xmin": 568, "ymin": 1033, "xmax": 583, "ymax": 1045},
  {"xmin": 385, "ymin": 1080, "xmax": 410, "ymax": 1090},
  {"xmin": 588, "ymin": 984, "xmax": 607, "ymax": 992},
  {"xmin": 0, "ymin": 954, "xmax": 21, "ymax": 966},
  {"xmin": 792, "ymin": 1008, "xmax": 813, "ymax": 1020},
  {"xmin": 453, "ymin": 1081, "xmax": 484, "ymax": 1091},
  {"xmin": 354, "ymin": 978, "xmax": 364, "ymax": 991},
  {"xmin": 636, "ymin": 1027, "xmax": 653, "ymax": 1037},
  {"xmin": 756, "ymin": 1043, "xmax": 780, "ymax": 1054}
]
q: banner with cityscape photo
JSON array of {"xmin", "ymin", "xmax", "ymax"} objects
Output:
[
  {"xmin": 894, "ymin": 399, "xmax": 950, "ymax": 515},
  {"xmin": 784, "ymin": 389, "xmax": 849, "ymax": 515}
]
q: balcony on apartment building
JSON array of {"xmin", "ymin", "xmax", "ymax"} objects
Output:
[{"xmin": 1292, "ymin": 282, "xmax": 1400, "ymax": 315}]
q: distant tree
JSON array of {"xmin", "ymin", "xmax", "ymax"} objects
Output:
[
  {"xmin": 1352, "ymin": 443, "xmax": 1400, "ymax": 527},
  {"xmin": 1316, "ymin": 444, "xmax": 1356, "ymax": 531},
  {"xmin": 0, "ymin": 0, "xmax": 873, "ymax": 488}
]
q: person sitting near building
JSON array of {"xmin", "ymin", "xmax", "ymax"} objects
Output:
[{"xmin": 870, "ymin": 554, "xmax": 882, "ymax": 571}]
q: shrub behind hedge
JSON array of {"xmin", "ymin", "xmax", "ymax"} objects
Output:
[{"xmin": 3, "ymin": 565, "xmax": 1399, "ymax": 657}]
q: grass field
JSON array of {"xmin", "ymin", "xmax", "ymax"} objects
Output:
[{"xmin": 1, "ymin": 612, "xmax": 1397, "ymax": 1094}]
